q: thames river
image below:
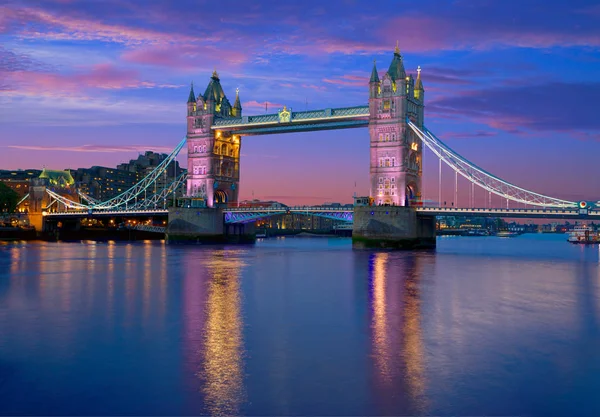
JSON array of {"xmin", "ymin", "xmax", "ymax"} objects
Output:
[{"xmin": 1, "ymin": 234, "xmax": 600, "ymax": 416}]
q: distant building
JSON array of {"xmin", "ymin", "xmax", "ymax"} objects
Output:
[
  {"xmin": 71, "ymin": 166, "xmax": 140, "ymax": 200},
  {"xmin": 0, "ymin": 169, "xmax": 42, "ymax": 200}
]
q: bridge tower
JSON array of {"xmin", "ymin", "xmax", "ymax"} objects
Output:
[
  {"xmin": 368, "ymin": 44, "xmax": 424, "ymax": 206},
  {"xmin": 186, "ymin": 71, "xmax": 241, "ymax": 207}
]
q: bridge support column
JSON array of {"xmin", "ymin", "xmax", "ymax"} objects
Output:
[
  {"xmin": 352, "ymin": 206, "xmax": 435, "ymax": 249},
  {"xmin": 166, "ymin": 207, "xmax": 255, "ymax": 244}
]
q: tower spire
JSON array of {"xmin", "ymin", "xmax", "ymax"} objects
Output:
[
  {"xmin": 232, "ymin": 87, "xmax": 242, "ymax": 117},
  {"xmin": 415, "ymin": 66, "xmax": 424, "ymax": 100},
  {"xmin": 415, "ymin": 66, "xmax": 423, "ymax": 89},
  {"xmin": 187, "ymin": 81, "xmax": 196, "ymax": 103},
  {"xmin": 370, "ymin": 59, "xmax": 380, "ymax": 83},
  {"xmin": 394, "ymin": 40, "xmax": 400, "ymax": 55}
]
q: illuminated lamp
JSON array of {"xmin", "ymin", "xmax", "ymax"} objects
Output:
[{"xmin": 579, "ymin": 201, "xmax": 588, "ymax": 209}]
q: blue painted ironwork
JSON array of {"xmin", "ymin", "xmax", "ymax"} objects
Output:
[
  {"xmin": 211, "ymin": 105, "xmax": 369, "ymax": 134},
  {"xmin": 223, "ymin": 207, "xmax": 354, "ymax": 224}
]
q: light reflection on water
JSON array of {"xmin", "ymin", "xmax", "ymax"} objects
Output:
[{"xmin": 1, "ymin": 235, "xmax": 600, "ymax": 416}]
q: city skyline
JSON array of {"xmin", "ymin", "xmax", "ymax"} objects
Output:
[{"xmin": 2, "ymin": 0, "xmax": 600, "ymax": 205}]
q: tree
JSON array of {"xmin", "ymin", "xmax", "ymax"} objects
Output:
[{"xmin": 0, "ymin": 183, "xmax": 19, "ymax": 213}]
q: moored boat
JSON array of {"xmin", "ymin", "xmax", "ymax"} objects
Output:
[
  {"xmin": 496, "ymin": 231, "xmax": 519, "ymax": 237},
  {"xmin": 567, "ymin": 226, "xmax": 600, "ymax": 244}
]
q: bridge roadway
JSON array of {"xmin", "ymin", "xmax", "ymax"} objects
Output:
[{"xmin": 43, "ymin": 206, "xmax": 597, "ymax": 223}]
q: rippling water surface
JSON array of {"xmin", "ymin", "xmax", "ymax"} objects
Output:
[{"xmin": 1, "ymin": 234, "xmax": 600, "ymax": 416}]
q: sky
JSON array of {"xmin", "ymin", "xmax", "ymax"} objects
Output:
[{"xmin": 1, "ymin": 0, "xmax": 600, "ymax": 206}]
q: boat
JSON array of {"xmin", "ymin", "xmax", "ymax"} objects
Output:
[
  {"xmin": 567, "ymin": 226, "xmax": 600, "ymax": 244},
  {"xmin": 496, "ymin": 231, "xmax": 519, "ymax": 237}
]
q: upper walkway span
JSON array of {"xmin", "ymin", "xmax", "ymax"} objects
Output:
[{"xmin": 211, "ymin": 105, "xmax": 369, "ymax": 135}]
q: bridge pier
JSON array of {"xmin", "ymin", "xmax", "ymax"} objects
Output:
[
  {"xmin": 166, "ymin": 207, "xmax": 255, "ymax": 244},
  {"xmin": 352, "ymin": 206, "xmax": 436, "ymax": 249}
]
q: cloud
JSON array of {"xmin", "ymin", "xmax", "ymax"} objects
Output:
[
  {"xmin": 2, "ymin": 63, "xmax": 180, "ymax": 97},
  {"xmin": 428, "ymin": 82, "xmax": 600, "ymax": 135},
  {"xmin": 122, "ymin": 44, "xmax": 247, "ymax": 70},
  {"xmin": 323, "ymin": 74, "xmax": 368, "ymax": 87},
  {"xmin": 6, "ymin": 144, "xmax": 176, "ymax": 153},
  {"xmin": 443, "ymin": 131, "xmax": 499, "ymax": 139},
  {"xmin": 0, "ymin": 5, "xmax": 197, "ymax": 45},
  {"xmin": 381, "ymin": 12, "xmax": 600, "ymax": 53},
  {"xmin": 0, "ymin": 93, "xmax": 182, "ymax": 127},
  {"xmin": 0, "ymin": 46, "xmax": 52, "ymax": 72},
  {"xmin": 242, "ymin": 100, "xmax": 284, "ymax": 111}
]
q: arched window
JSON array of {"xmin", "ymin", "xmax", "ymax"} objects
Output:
[
  {"xmin": 385, "ymin": 158, "xmax": 390, "ymax": 167},
  {"xmin": 378, "ymin": 133, "xmax": 383, "ymax": 141},
  {"xmin": 385, "ymin": 133, "xmax": 390, "ymax": 142},
  {"xmin": 391, "ymin": 133, "xmax": 396, "ymax": 141},
  {"xmin": 391, "ymin": 157, "xmax": 396, "ymax": 167}
]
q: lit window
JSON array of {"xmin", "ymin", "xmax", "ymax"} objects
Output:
[
  {"xmin": 385, "ymin": 133, "xmax": 390, "ymax": 142},
  {"xmin": 385, "ymin": 158, "xmax": 390, "ymax": 167},
  {"xmin": 384, "ymin": 100, "xmax": 390, "ymax": 110},
  {"xmin": 411, "ymin": 142, "xmax": 418, "ymax": 151},
  {"xmin": 378, "ymin": 133, "xmax": 383, "ymax": 141}
]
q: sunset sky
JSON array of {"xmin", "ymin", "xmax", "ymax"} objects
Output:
[{"xmin": 1, "ymin": 0, "xmax": 600, "ymax": 205}]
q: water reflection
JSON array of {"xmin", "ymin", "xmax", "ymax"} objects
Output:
[
  {"xmin": 183, "ymin": 248, "xmax": 247, "ymax": 416},
  {"xmin": 368, "ymin": 252, "xmax": 426, "ymax": 414}
]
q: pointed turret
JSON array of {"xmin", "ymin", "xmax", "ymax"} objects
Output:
[
  {"xmin": 232, "ymin": 87, "xmax": 242, "ymax": 117},
  {"xmin": 370, "ymin": 60, "xmax": 380, "ymax": 83},
  {"xmin": 414, "ymin": 66, "xmax": 424, "ymax": 101},
  {"xmin": 387, "ymin": 41, "xmax": 406, "ymax": 81},
  {"xmin": 187, "ymin": 82, "xmax": 196, "ymax": 103}
]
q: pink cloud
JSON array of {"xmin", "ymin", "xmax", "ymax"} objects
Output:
[
  {"xmin": 122, "ymin": 45, "xmax": 247, "ymax": 70},
  {"xmin": 381, "ymin": 15, "xmax": 600, "ymax": 52},
  {"xmin": 6, "ymin": 144, "xmax": 176, "ymax": 153},
  {"xmin": 323, "ymin": 74, "xmax": 368, "ymax": 87},
  {"xmin": 0, "ymin": 5, "xmax": 196, "ymax": 45},
  {"xmin": 301, "ymin": 84, "xmax": 326, "ymax": 91},
  {"xmin": 3, "ymin": 63, "xmax": 179, "ymax": 97}
]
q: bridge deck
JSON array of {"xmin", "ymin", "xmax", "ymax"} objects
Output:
[
  {"xmin": 43, "ymin": 206, "xmax": 597, "ymax": 222},
  {"xmin": 211, "ymin": 106, "xmax": 369, "ymax": 135}
]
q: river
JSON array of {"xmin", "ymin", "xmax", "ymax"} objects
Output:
[{"xmin": 1, "ymin": 234, "xmax": 599, "ymax": 416}]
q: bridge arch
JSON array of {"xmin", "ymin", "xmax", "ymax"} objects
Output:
[{"xmin": 214, "ymin": 190, "xmax": 228, "ymax": 204}]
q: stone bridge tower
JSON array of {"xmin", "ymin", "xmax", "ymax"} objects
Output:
[
  {"xmin": 368, "ymin": 44, "xmax": 425, "ymax": 206},
  {"xmin": 186, "ymin": 70, "xmax": 242, "ymax": 207}
]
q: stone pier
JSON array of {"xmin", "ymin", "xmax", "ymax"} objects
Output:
[
  {"xmin": 352, "ymin": 206, "xmax": 435, "ymax": 249},
  {"xmin": 166, "ymin": 207, "xmax": 255, "ymax": 243}
]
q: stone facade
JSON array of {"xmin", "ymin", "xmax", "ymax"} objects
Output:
[
  {"xmin": 167, "ymin": 207, "xmax": 254, "ymax": 243},
  {"xmin": 368, "ymin": 46, "xmax": 425, "ymax": 206},
  {"xmin": 352, "ymin": 206, "xmax": 435, "ymax": 248},
  {"xmin": 186, "ymin": 71, "xmax": 242, "ymax": 207}
]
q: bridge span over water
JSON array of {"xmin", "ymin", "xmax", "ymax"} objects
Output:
[{"xmin": 28, "ymin": 45, "xmax": 599, "ymax": 247}]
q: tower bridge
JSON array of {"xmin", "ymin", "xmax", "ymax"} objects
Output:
[{"xmin": 34, "ymin": 44, "xmax": 596, "ymax": 247}]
